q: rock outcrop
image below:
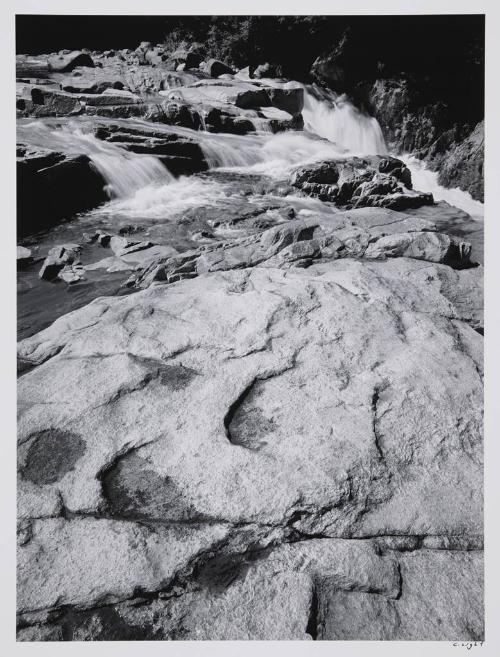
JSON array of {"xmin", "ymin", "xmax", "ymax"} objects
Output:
[
  {"xmin": 17, "ymin": 237, "xmax": 483, "ymax": 639},
  {"xmin": 17, "ymin": 144, "xmax": 108, "ymax": 238},
  {"xmin": 16, "ymin": 51, "xmax": 304, "ymax": 136},
  {"xmin": 15, "ymin": 29, "xmax": 484, "ymax": 642},
  {"xmin": 290, "ymin": 156, "xmax": 432, "ymax": 210}
]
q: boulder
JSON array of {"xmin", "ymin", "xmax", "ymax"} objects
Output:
[
  {"xmin": 78, "ymin": 90, "xmax": 142, "ymax": 107},
  {"xmin": 170, "ymin": 50, "xmax": 201, "ymax": 70},
  {"xmin": 60, "ymin": 80, "xmax": 124, "ymax": 94},
  {"xmin": 17, "ymin": 246, "xmax": 33, "ymax": 268},
  {"xmin": 109, "ymin": 236, "xmax": 153, "ymax": 257},
  {"xmin": 38, "ymin": 256, "xmax": 65, "ymax": 281},
  {"xmin": 30, "ymin": 88, "xmax": 83, "ymax": 116},
  {"xmin": 47, "ymin": 51, "xmax": 94, "ymax": 73},
  {"xmin": 378, "ymin": 156, "xmax": 412, "ymax": 188},
  {"xmin": 57, "ymin": 264, "xmax": 85, "ymax": 284},
  {"xmin": 253, "ymin": 62, "xmax": 282, "ymax": 79},
  {"xmin": 365, "ymin": 231, "xmax": 473, "ymax": 268},
  {"xmin": 203, "ymin": 59, "xmax": 235, "ymax": 78},
  {"xmin": 235, "ymin": 65, "xmax": 254, "ymax": 80},
  {"xmin": 291, "ymin": 161, "xmax": 340, "ymax": 187},
  {"xmin": 47, "ymin": 243, "xmax": 82, "ymax": 264},
  {"xmin": 291, "ymin": 157, "xmax": 433, "ymax": 210},
  {"xmin": 17, "ymin": 153, "xmax": 108, "ymax": 238},
  {"xmin": 17, "ymin": 258, "xmax": 483, "ymax": 639},
  {"xmin": 235, "ymin": 88, "xmax": 271, "ymax": 109},
  {"xmin": 267, "ymin": 87, "xmax": 304, "ymax": 115}
]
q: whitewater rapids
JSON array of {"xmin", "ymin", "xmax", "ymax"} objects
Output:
[{"xmin": 17, "ymin": 83, "xmax": 483, "ymax": 221}]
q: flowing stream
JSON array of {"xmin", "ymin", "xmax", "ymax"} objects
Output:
[
  {"xmin": 17, "ymin": 88, "xmax": 483, "ymax": 220},
  {"xmin": 17, "ymin": 121, "xmax": 174, "ymax": 198},
  {"xmin": 17, "ymin": 83, "xmax": 483, "ymax": 340}
]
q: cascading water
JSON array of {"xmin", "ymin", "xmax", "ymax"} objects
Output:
[
  {"xmin": 400, "ymin": 155, "xmax": 484, "ymax": 220},
  {"xmin": 301, "ymin": 85, "xmax": 387, "ymax": 155},
  {"xmin": 257, "ymin": 78, "xmax": 387, "ymax": 155},
  {"xmin": 17, "ymin": 120, "xmax": 173, "ymax": 198},
  {"xmin": 18, "ymin": 80, "xmax": 482, "ymax": 223}
]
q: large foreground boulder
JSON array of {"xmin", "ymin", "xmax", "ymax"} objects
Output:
[{"xmin": 17, "ymin": 254, "xmax": 482, "ymax": 640}]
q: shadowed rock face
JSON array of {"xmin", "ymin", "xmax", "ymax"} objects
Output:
[
  {"xmin": 17, "ymin": 149, "xmax": 108, "ymax": 238},
  {"xmin": 367, "ymin": 80, "xmax": 484, "ymax": 201}
]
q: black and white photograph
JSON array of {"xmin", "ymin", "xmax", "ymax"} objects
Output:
[{"xmin": 4, "ymin": 0, "xmax": 498, "ymax": 650}]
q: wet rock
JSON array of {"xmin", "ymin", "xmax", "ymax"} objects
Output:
[
  {"xmin": 235, "ymin": 88, "xmax": 271, "ymax": 109},
  {"xmin": 291, "ymin": 161, "xmax": 339, "ymax": 186},
  {"xmin": 291, "ymin": 157, "xmax": 433, "ymax": 210},
  {"xmin": 378, "ymin": 156, "xmax": 412, "ymax": 188},
  {"xmin": 360, "ymin": 190, "xmax": 434, "ymax": 211},
  {"xmin": 267, "ymin": 87, "xmax": 304, "ymax": 115},
  {"xmin": 94, "ymin": 123, "xmax": 208, "ymax": 175},
  {"xmin": 38, "ymin": 256, "xmax": 65, "ymax": 281},
  {"xmin": 79, "ymin": 90, "xmax": 141, "ymax": 107},
  {"xmin": 118, "ymin": 225, "xmax": 140, "ymax": 236},
  {"xmin": 17, "ymin": 152, "xmax": 107, "ymax": 238}
]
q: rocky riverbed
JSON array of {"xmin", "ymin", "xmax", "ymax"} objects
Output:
[{"xmin": 16, "ymin": 41, "xmax": 483, "ymax": 641}]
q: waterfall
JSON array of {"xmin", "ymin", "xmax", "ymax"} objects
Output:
[
  {"xmin": 17, "ymin": 121, "xmax": 174, "ymax": 199},
  {"xmin": 195, "ymin": 132, "xmax": 264, "ymax": 168},
  {"xmin": 301, "ymin": 85, "xmax": 387, "ymax": 154},
  {"xmin": 257, "ymin": 79, "xmax": 387, "ymax": 155}
]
